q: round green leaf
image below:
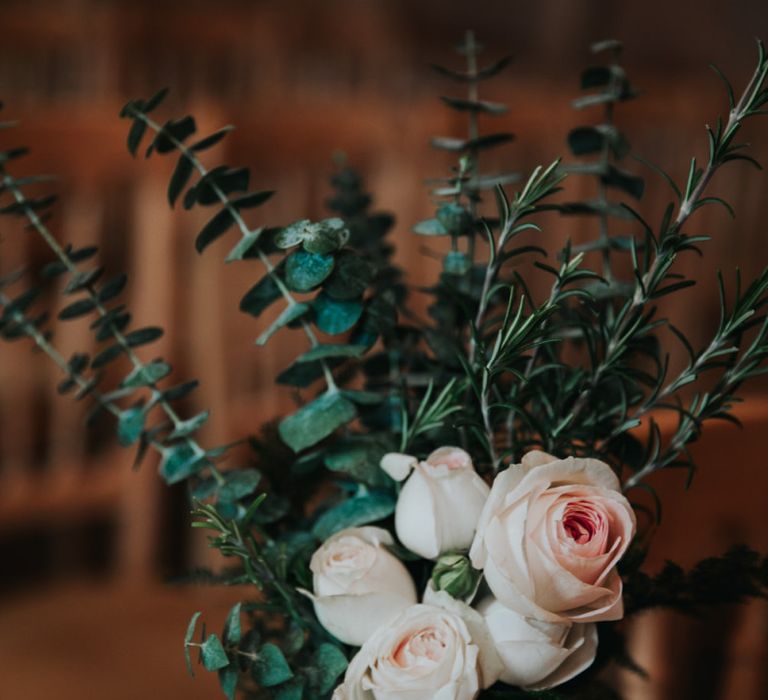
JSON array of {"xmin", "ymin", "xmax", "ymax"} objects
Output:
[
  {"xmin": 278, "ymin": 391, "xmax": 356, "ymax": 452},
  {"xmin": 285, "ymin": 250, "xmax": 335, "ymax": 292},
  {"xmin": 252, "ymin": 643, "xmax": 293, "ymax": 687},
  {"xmin": 444, "ymin": 251, "xmax": 471, "ymax": 276},
  {"xmin": 436, "ymin": 202, "xmax": 472, "ymax": 236},
  {"xmin": 312, "ymin": 491, "xmax": 396, "ymax": 540},
  {"xmin": 201, "ymin": 634, "xmax": 229, "ymax": 672},
  {"xmin": 302, "ymin": 218, "xmax": 349, "ymax": 254},
  {"xmin": 324, "ymin": 252, "xmax": 375, "ymax": 300},
  {"xmin": 117, "ymin": 407, "xmax": 145, "ymax": 447},
  {"xmin": 314, "ymin": 292, "xmax": 363, "ymax": 335},
  {"xmin": 274, "ymin": 220, "xmax": 311, "ymax": 249},
  {"xmin": 412, "ymin": 218, "xmax": 448, "ymax": 236},
  {"xmin": 313, "ymin": 644, "xmax": 348, "ymax": 694}
]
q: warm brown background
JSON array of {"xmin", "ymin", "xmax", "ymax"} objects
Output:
[{"xmin": 1, "ymin": 1, "xmax": 767, "ymax": 698}]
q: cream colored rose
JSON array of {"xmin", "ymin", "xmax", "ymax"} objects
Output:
[
  {"xmin": 478, "ymin": 597, "xmax": 597, "ymax": 690},
  {"xmin": 333, "ymin": 590, "xmax": 502, "ymax": 700},
  {"xmin": 469, "ymin": 450, "xmax": 636, "ymax": 623},
  {"xmin": 386, "ymin": 446, "xmax": 490, "ymax": 560},
  {"xmin": 301, "ymin": 526, "xmax": 417, "ymax": 645}
]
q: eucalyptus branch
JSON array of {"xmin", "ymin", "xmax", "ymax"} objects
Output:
[
  {"xmin": 595, "ymin": 45, "xmax": 623, "ymax": 284},
  {"xmin": 0, "ymin": 167, "xmax": 224, "ymax": 484},
  {"xmin": 123, "ymin": 106, "xmax": 338, "ymax": 392},
  {"xmin": 464, "ymin": 30, "xmax": 481, "ymax": 263},
  {"xmin": 0, "ymin": 289, "xmax": 120, "ymax": 418}
]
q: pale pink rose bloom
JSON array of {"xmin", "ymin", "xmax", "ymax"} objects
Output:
[
  {"xmin": 392, "ymin": 446, "xmax": 490, "ymax": 560},
  {"xmin": 300, "ymin": 526, "xmax": 417, "ymax": 645},
  {"xmin": 478, "ymin": 597, "xmax": 598, "ymax": 689},
  {"xmin": 470, "ymin": 450, "xmax": 636, "ymax": 623},
  {"xmin": 333, "ymin": 590, "xmax": 502, "ymax": 700}
]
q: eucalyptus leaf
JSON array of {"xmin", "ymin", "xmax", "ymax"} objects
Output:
[
  {"xmin": 312, "ymin": 491, "xmax": 396, "ymax": 540},
  {"xmin": 278, "ymin": 391, "xmax": 356, "ymax": 452},
  {"xmin": 168, "ymin": 154, "xmax": 194, "ymax": 207},
  {"xmin": 196, "ymin": 208, "xmax": 236, "ymax": 253},
  {"xmin": 444, "ymin": 251, "xmax": 471, "ymax": 276},
  {"xmin": 274, "ymin": 219, "xmax": 311, "ymax": 249},
  {"xmin": 273, "ymin": 678, "xmax": 304, "ymax": 700},
  {"xmin": 201, "ymin": 634, "xmax": 229, "ymax": 672},
  {"xmin": 159, "ymin": 442, "xmax": 208, "ymax": 484},
  {"xmin": 218, "ymin": 469, "xmax": 262, "ymax": 503},
  {"xmin": 313, "ymin": 644, "xmax": 348, "ymax": 695},
  {"xmin": 240, "ymin": 269, "xmax": 283, "ymax": 318},
  {"xmin": 313, "ymin": 292, "xmax": 363, "ymax": 334},
  {"xmin": 324, "ymin": 253, "xmax": 375, "ymax": 300},
  {"xmin": 117, "ymin": 406, "xmax": 145, "ymax": 447},
  {"xmin": 218, "ymin": 666, "xmax": 238, "ymax": 700},
  {"xmin": 297, "ymin": 344, "xmax": 367, "ymax": 362},
  {"xmin": 222, "ymin": 602, "xmax": 242, "ymax": 645},
  {"xmin": 412, "ymin": 218, "xmax": 448, "ymax": 236},
  {"xmin": 252, "ymin": 643, "xmax": 293, "ymax": 687},
  {"xmin": 437, "ymin": 203, "xmax": 473, "ymax": 236},
  {"xmin": 184, "ymin": 612, "xmax": 202, "ymax": 676},
  {"xmin": 169, "ymin": 411, "xmax": 210, "ymax": 439},
  {"xmin": 58, "ymin": 298, "xmax": 96, "ymax": 320},
  {"xmin": 125, "ymin": 326, "xmax": 163, "ymax": 348},
  {"xmin": 285, "ymin": 250, "xmax": 335, "ymax": 292},
  {"xmin": 323, "ymin": 437, "xmax": 392, "ymax": 486},
  {"xmin": 190, "ymin": 125, "xmax": 235, "ymax": 152},
  {"xmin": 302, "ymin": 218, "xmax": 349, "ymax": 255}
]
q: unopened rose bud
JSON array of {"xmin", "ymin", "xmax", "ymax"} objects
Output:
[
  {"xmin": 431, "ymin": 552, "xmax": 481, "ymax": 600},
  {"xmin": 395, "ymin": 446, "xmax": 489, "ymax": 560}
]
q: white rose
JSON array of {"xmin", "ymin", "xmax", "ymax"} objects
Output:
[
  {"xmin": 470, "ymin": 450, "xmax": 636, "ymax": 623},
  {"xmin": 386, "ymin": 446, "xmax": 489, "ymax": 560},
  {"xmin": 333, "ymin": 590, "xmax": 502, "ymax": 700},
  {"xmin": 301, "ymin": 526, "xmax": 417, "ymax": 646},
  {"xmin": 478, "ymin": 597, "xmax": 598, "ymax": 690}
]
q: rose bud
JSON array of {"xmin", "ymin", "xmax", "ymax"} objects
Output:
[
  {"xmin": 333, "ymin": 589, "xmax": 502, "ymax": 699},
  {"xmin": 300, "ymin": 526, "xmax": 417, "ymax": 646},
  {"xmin": 388, "ymin": 446, "xmax": 489, "ymax": 560},
  {"xmin": 431, "ymin": 552, "xmax": 482, "ymax": 601},
  {"xmin": 478, "ymin": 597, "xmax": 598, "ymax": 690},
  {"xmin": 470, "ymin": 450, "xmax": 636, "ymax": 623}
]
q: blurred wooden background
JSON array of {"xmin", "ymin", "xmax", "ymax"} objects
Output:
[{"xmin": 0, "ymin": 0, "xmax": 767, "ymax": 698}]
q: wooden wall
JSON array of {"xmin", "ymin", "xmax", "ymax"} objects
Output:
[{"xmin": 0, "ymin": 2, "xmax": 767, "ymax": 695}]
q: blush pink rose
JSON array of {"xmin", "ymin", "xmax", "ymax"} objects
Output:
[
  {"xmin": 333, "ymin": 590, "xmax": 502, "ymax": 700},
  {"xmin": 469, "ymin": 451, "xmax": 636, "ymax": 623},
  {"xmin": 385, "ymin": 446, "xmax": 490, "ymax": 560},
  {"xmin": 301, "ymin": 527, "xmax": 417, "ymax": 645}
]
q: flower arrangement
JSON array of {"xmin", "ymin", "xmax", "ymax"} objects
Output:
[{"xmin": 2, "ymin": 31, "xmax": 768, "ymax": 699}]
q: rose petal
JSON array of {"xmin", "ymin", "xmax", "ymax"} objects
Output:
[
  {"xmin": 527, "ymin": 623, "xmax": 598, "ymax": 690},
  {"xmin": 300, "ymin": 589, "xmax": 416, "ymax": 646},
  {"xmin": 381, "ymin": 453, "xmax": 418, "ymax": 482}
]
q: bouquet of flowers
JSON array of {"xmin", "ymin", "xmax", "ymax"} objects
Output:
[{"xmin": 2, "ymin": 31, "xmax": 768, "ymax": 699}]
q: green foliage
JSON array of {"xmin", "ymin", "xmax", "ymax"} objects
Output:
[
  {"xmin": 3, "ymin": 35, "xmax": 768, "ymax": 700},
  {"xmin": 252, "ymin": 643, "xmax": 293, "ymax": 687},
  {"xmin": 312, "ymin": 643, "xmax": 348, "ymax": 695},
  {"xmin": 0, "ymin": 102, "xmax": 227, "ymax": 491},
  {"xmin": 201, "ymin": 634, "xmax": 230, "ymax": 672},
  {"xmin": 311, "ymin": 489, "xmax": 396, "ymax": 540},
  {"xmin": 278, "ymin": 391, "xmax": 357, "ymax": 452}
]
